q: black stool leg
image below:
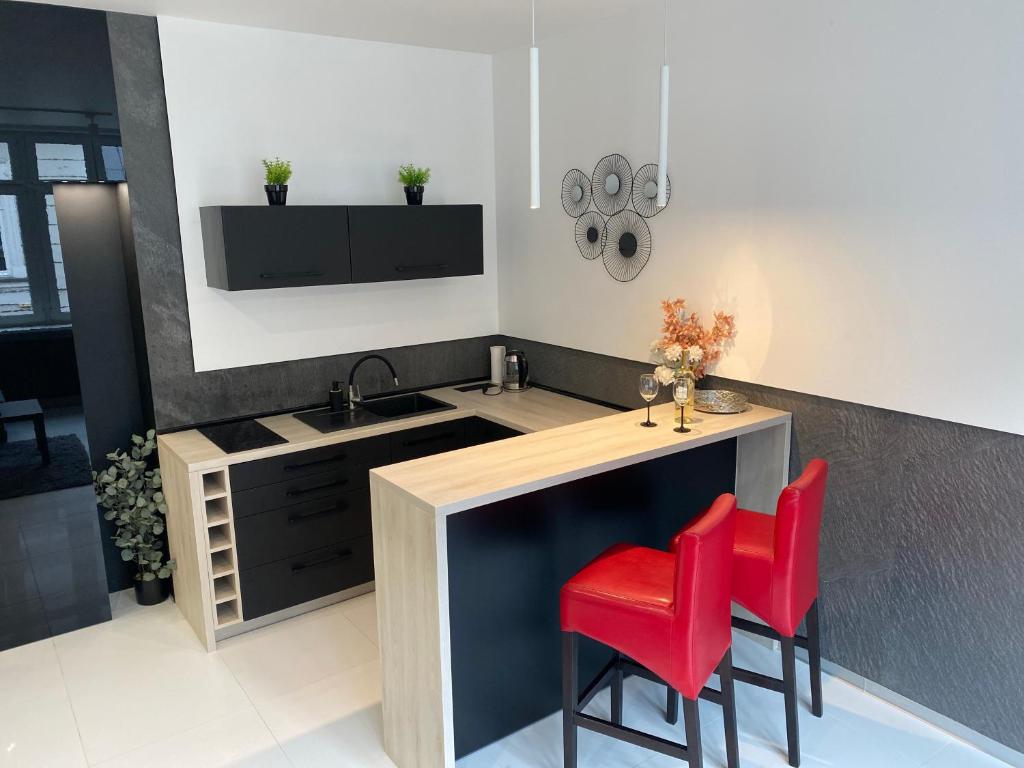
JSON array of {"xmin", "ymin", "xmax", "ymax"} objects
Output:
[
  {"xmin": 611, "ymin": 652, "xmax": 623, "ymax": 725},
  {"xmin": 781, "ymin": 636, "xmax": 800, "ymax": 767},
  {"xmin": 33, "ymin": 415, "xmax": 49, "ymax": 465},
  {"xmin": 719, "ymin": 649, "xmax": 740, "ymax": 768},
  {"xmin": 807, "ymin": 600, "xmax": 823, "ymax": 718},
  {"xmin": 562, "ymin": 632, "xmax": 578, "ymax": 768},
  {"xmin": 666, "ymin": 686, "xmax": 679, "ymax": 725},
  {"xmin": 682, "ymin": 696, "xmax": 703, "ymax": 768}
]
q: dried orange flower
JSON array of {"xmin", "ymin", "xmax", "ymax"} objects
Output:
[{"xmin": 651, "ymin": 298, "xmax": 736, "ymax": 379}]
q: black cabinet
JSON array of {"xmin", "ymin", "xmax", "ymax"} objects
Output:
[
  {"xmin": 201, "ymin": 204, "xmax": 483, "ymax": 290},
  {"xmin": 229, "ymin": 436, "xmax": 388, "ymax": 492},
  {"xmin": 348, "ymin": 205, "xmax": 483, "ymax": 283},
  {"xmin": 201, "ymin": 206, "xmax": 351, "ymax": 291}
]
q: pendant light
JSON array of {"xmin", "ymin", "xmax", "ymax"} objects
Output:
[
  {"xmin": 529, "ymin": 0, "xmax": 540, "ymax": 209},
  {"xmin": 656, "ymin": 0, "xmax": 670, "ymax": 208}
]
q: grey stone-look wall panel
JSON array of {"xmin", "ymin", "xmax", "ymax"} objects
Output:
[{"xmin": 505, "ymin": 336, "xmax": 1024, "ymax": 751}]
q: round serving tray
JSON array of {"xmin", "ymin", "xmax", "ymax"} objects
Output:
[{"xmin": 694, "ymin": 390, "xmax": 749, "ymax": 414}]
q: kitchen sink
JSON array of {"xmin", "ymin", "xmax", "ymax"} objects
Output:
[
  {"xmin": 293, "ymin": 392, "xmax": 456, "ymax": 434},
  {"xmin": 361, "ymin": 392, "xmax": 456, "ymax": 419}
]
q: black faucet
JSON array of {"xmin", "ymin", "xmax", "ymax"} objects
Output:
[{"xmin": 347, "ymin": 354, "xmax": 399, "ymax": 409}]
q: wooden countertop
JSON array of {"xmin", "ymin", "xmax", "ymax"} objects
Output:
[
  {"xmin": 157, "ymin": 384, "xmax": 617, "ymax": 473},
  {"xmin": 371, "ymin": 402, "xmax": 792, "ymax": 516}
]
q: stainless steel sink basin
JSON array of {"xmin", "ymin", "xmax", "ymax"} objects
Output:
[
  {"xmin": 293, "ymin": 392, "xmax": 456, "ymax": 434},
  {"xmin": 361, "ymin": 392, "xmax": 456, "ymax": 419}
]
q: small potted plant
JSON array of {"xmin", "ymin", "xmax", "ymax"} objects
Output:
[
  {"xmin": 93, "ymin": 430, "xmax": 176, "ymax": 606},
  {"xmin": 398, "ymin": 164, "xmax": 431, "ymax": 205},
  {"xmin": 262, "ymin": 157, "xmax": 292, "ymax": 206}
]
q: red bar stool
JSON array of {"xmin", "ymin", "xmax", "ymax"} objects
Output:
[
  {"xmin": 670, "ymin": 459, "xmax": 828, "ymax": 767},
  {"xmin": 560, "ymin": 493, "xmax": 740, "ymax": 768}
]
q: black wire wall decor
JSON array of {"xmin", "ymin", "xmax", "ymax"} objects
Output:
[
  {"xmin": 560, "ymin": 153, "xmax": 669, "ymax": 281},
  {"xmin": 591, "ymin": 154, "xmax": 633, "ymax": 215},
  {"xmin": 631, "ymin": 163, "xmax": 671, "ymax": 218},
  {"xmin": 561, "ymin": 169, "xmax": 592, "ymax": 217},
  {"xmin": 574, "ymin": 211, "xmax": 605, "ymax": 260},
  {"xmin": 602, "ymin": 209, "xmax": 651, "ymax": 282}
]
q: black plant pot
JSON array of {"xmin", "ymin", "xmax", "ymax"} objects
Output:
[
  {"xmin": 404, "ymin": 185, "xmax": 424, "ymax": 205},
  {"xmin": 265, "ymin": 184, "xmax": 288, "ymax": 206},
  {"xmin": 134, "ymin": 576, "xmax": 169, "ymax": 606}
]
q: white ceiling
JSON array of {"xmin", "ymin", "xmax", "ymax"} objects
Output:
[{"xmin": 21, "ymin": 0, "xmax": 652, "ymax": 53}]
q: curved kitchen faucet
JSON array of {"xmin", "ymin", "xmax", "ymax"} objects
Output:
[{"xmin": 347, "ymin": 354, "xmax": 399, "ymax": 409}]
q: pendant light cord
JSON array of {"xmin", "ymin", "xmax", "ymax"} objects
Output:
[
  {"xmin": 532, "ymin": 0, "xmax": 536, "ymax": 46},
  {"xmin": 663, "ymin": 0, "xmax": 668, "ymax": 64}
]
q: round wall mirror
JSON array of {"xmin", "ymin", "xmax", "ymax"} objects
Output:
[
  {"xmin": 604, "ymin": 174, "xmax": 621, "ymax": 195},
  {"xmin": 571, "ymin": 184, "xmax": 584, "ymax": 203},
  {"xmin": 643, "ymin": 180, "xmax": 658, "ymax": 199}
]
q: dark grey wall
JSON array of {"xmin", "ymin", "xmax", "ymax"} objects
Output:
[
  {"xmin": 105, "ymin": 14, "xmax": 1024, "ymax": 754},
  {"xmin": 508, "ymin": 335, "xmax": 1024, "ymax": 753}
]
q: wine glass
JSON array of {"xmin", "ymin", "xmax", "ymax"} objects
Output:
[
  {"xmin": 672, "ymin": 376, "xmax": 691, "ymax": 434},
  {"xmin": 639, "ymin": 374, "xmax": 659, "ymax": 427}
]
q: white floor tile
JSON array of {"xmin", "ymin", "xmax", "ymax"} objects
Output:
[
  {"xmin": 217, "ymin": 602, "xmax": 379, "ymax": 705},
  {"xmin": 91, "ymin": 708, "xmax": 291, "ymax": 768},
  {"xmin": 923, "ymin": 739, "xmax": 1014, "ymax": 768},
  {"xmin": 0, "ymin": 687, "xmax": 87, "ymax": 768},
  {"xmin": 53, "ymin": 600, "xmax": 251, "ymax": 764},
  {"xmin": 338, "ymin": 592, "xmax": 378, "ymax": 645},
  {"xmin": 256, "ymin": 659, "xmax": 394, "ymax": 768},
  {"xmin": 0, "ymin": 638, "xmax": 65, "ymax": 706}
]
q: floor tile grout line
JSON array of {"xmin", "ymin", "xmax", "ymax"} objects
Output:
[{"xmin": 49, "ymin": 636, "xmax": 92, "ymax": 766}]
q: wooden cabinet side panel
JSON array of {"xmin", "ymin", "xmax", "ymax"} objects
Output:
[
  {"xmin": 371, "ymin": 475, "xmax": 450, "ymax": 768},
  {"xmin": 159, "ymin": 445, "xmax": 216, "ymax": 650}
]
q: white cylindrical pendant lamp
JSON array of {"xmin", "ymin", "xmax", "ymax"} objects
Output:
[
  {"xmin": 657, "ymin": 63, "xmax": 669, "ymax": 207},
  {"xmin": 529, "ymin": 45, "xmax": 540, "ymax": 209}
]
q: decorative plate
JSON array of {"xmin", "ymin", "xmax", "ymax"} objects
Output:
[
  {"xmin": 632, "ymin": 163, "xmax": 671, "ymax": 218},
  {"xmin": 591, "ymin": 154, "xmax": 633, "ymax": 215},
  {"xmin": 561, "ymin": 169, "xmax": 592, "ymax": 218},
  {"xmin": 601, "ymin": 210, "xmax": 651, "ymax": 282},
  {"xmin": 574, "ymin": 211, "xmax": 605, "ymax": 260},
  {"xmin": 694, "ymin": 390, "xmax": 749, "ymax": 414}
]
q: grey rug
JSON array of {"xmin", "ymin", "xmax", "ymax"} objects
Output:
[{"xmin": 0, "ymin": 434, "xmax": 92, "ymax": 500}]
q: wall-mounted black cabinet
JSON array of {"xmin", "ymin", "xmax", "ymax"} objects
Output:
[{"xmin": 200, "ymin": 204, "xmax": 483, "ymax": 291}]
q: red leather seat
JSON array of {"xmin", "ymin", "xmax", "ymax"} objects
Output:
[
  {"xmin": 560, "ymin": 494, "xmax": 739, "ymax": 768},
  {"xmin": 670, "ymin": 459, "xmax": 829, "ymax": 767}
]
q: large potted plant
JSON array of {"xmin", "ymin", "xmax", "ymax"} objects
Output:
[
  {"xmin": 93, "ymin": 430, "xmax": 176, "ymax": 605},
  {"xmin": 262, "ymin": 157, "xmax": 292, "ymax": 206},
  {"xmin": 398, "ymin": 164, "xmax": 431, "ymax": 205}
]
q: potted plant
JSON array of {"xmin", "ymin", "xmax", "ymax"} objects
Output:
[
  {"xmin": 93, "ymin": 430, "xmax": 176, "ymax": 606},
  {"xmin": 398, "ymin": 164, "xmax": 431, "ymax": 205},
  {"xmin": 262, "ymin": 157, "xmax": 292, "ymax": 206}
]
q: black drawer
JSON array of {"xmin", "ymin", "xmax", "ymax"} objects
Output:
[
  {"xmin": 229, "ymin": 436, "xmax": 388, "ymax": 492},
  {"xmin": 239, "ymin": 536, "xmax": 374, "ymax": 621},
  {"xmin": 389, "ymin": 420, "xmax": 468, "ymax": 463},
  {"xmin": 231, "ymin": 464, "xmax": 371, "ymax": 520},
  {"xmin": 234, "ymin": 489, "xmax": 372, "ymax": 570},
  {"xmin": 463, "ymin": 416, "xmax": 523, "ymax": 446}
]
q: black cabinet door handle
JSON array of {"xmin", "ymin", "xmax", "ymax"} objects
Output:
[
  {"xmin": 285, "ymin": 478, "xmax": 349, "ymax": 497},
  {"xmin": 283, "ymin": 454, "xmax": 347, "ymax": 472},
  {"xmin": 290, "ymin": 548, "xmax": 353, "ymax": 573},
  {"xmin": 394, "ymin": 264, "xmax": 447, "ymax": 273},
  {"xmin": 260, "ymin": 270, "xmax": 325, "ymax": 279},
  {"xmin": 402, "ymin": 431, "xmax": 457, "ymax": 448},
  {"xmin": 287, "ymin": 500, "xmax": 349, "ymax": 524}
]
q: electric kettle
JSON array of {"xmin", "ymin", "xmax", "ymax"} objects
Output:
[{"xmin": 502, "ymin": 349, "xmax": 529, "ymax": 392}]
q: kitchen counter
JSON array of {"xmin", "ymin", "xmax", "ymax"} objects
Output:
[
  {"xmin": 157, "ymin": 383, "xmax": 617, "ymax": 471},
  {"xmin": 369, "ymin": 401, "xmax": 792, "ymax": 768}
]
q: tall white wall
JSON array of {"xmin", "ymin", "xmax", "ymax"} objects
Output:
[
  {"xmin": 492, "ymin": 0, "xmax": 1024, "ymax": 436},
  {"xmin": 158, "ymin": 17, "xmax": 499, "ymax": 372}
]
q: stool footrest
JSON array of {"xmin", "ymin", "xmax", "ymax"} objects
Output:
[
  {"xmin": 732, "ymin": 616, "xmax": 809, "ymax": 650},
  {"xmin": 619, "ymin": 657, "xmax": 724, "ymax": 706},
  {"xmin": 575, "ymin": 712, "xmax": 690, "ymax": 761},
  {"xmin": 733, "ymin": 665, "xmax": 786, "ymax": 694}
]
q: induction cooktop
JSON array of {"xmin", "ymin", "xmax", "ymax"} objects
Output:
[{"xmin": 197, "ymin": 419, "xmax": 289, "ymax": 454}]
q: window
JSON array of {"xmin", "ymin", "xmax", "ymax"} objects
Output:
[{"xmin": 0, "ymin": 129, "xmax": 122, "ymax": 328}]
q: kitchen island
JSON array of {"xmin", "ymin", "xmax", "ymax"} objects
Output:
[{"xmin": 370, "ymin": 401, "xmax": 792, "ymax": 767}]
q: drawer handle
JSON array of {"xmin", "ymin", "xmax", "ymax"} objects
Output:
[
  {"xmin": 291, "ymin": 549, "xmax": 353, "ymax": 573},
  {"xmin": 286, "ymin": 478, "xmax": 350, "ymax": 497},
  {"xmin": 288, "ymin": 501, "xmax": 349, "ymax": 524},
  {"xmin": 394, "ymin": 264, "xmax": 447, "ymax": 273},
  {"xmin": 284, "ymin": 454, "xmax": 347, "ymax": 472},
  {"xmin": 402, "ymin": 431, "xmax": 457, "ymax": 448},
  {"xmin": 260, "ymin": 270, "xmax": 325, "ymax": 279}
]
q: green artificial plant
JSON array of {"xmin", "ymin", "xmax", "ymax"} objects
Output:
[
  {"xmin": 398, "ymin": 164, "xmax": 431, "ymax": 187},
  {"xmin": 262, "ymin": 157, "xmax": 293, "ymax": 186},
  {"xmin": 93, "ymin": 430, "xmax": 176, "ymax": 582}
]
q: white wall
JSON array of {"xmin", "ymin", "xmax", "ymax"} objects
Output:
[
  {"xmin": 493, "ymin": 0, "xmax": 1024, "ymax": 436},
  {"xmin": 158, "ymin": 17, "xmax": 499, "ymax": 372}
]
